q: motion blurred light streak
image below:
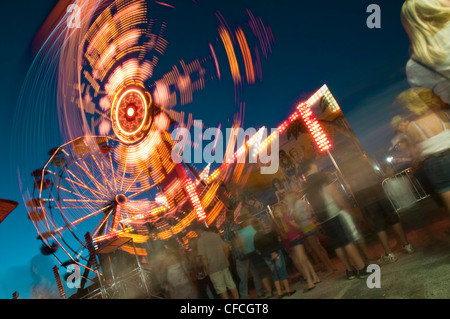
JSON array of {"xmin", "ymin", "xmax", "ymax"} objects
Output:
[
  {"xmin": 17, "ymin": 0, "xmax": 281, "ymax": 277},
  {"xmin": 219, "ymin": 25, "xmax": 241, "ymax": 85},
  {"xmin": 235, "ymin": 26, "xmax": 255, "ymax": 84},
  {"xmin": 209, "ymin": 43, "xmax": 221, "ymax": 80},
  {"xmin": 247, "ymin": 9, "xmax": 274, "ymax": 59}
]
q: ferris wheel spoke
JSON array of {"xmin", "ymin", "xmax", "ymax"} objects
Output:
[
  {"xmin": 64, "ymin": 169, "xmax": 106, "ymax": 200},
  {"xmin": 123, "ymin": 167, "xmax": 146, "ymax": 194},
  {"xmin": 46, "ymin": 198, "xmax": 108, "ymax": 204},
  {"xmin": 81, "ymin": 159, "xmax": 113, "ymax": 196},
  {"xmin": 71, "ymin": 159, "xmax": 111, "ymax": 197},
  {"xmin": 108, "ymin": 152, "xmax": 118, "ymax": 191},
  {"xmin": 70, "ymin": 160, "xmax": 112, "ymax": 198},
  {"xmin": 111, "ymin": 205, "xmax": 123, "ymax": 232},
  {"xmin": 89, "ymin": 152, "xmax": 114, "ymax": 191},
  {"xmin": 56, "ymin": 184, "xmax": 94, "ymax": 201},
  {"xmin": 57, "ymin": 205, "xmax": 104, "ymax": 210},
  {"xmin": 58, "ymin": 204, "xmax": 114, "ymax": 235},
  {"xmin": 119, "ymin": 157, "xmax": 128, "ymax": 192},
  {"xmin": 92, "ymin": 208, "xmax": 115, "ymax": 239},
  {"xmin": 126, "ymin": 183, "xmax": 158, "ymax": 200}
]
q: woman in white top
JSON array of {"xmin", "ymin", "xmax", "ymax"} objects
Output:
[
  {"xmin": 395, "ymin": 88, "xmax": 450, "ymax": 219},
  {"xmin": 401, "ymin": 0, "xmax": 450, "ymax": 104}
]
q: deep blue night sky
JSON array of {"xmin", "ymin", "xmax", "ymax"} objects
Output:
[{"xmin": 0, "ymin": 0, "xmax": 411, "ymax": 298}]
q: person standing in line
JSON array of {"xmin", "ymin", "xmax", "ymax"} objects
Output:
[
  {"xmin": 301, "ymin": 160, "xmax": 371, "ymax": 280},
  {"xmin": 188, "ymin": 237, "xmax": 219, "ymax": 299},
  {"xmin": 253, "ymin": 219, "xmax": 296, "ymax": 298},
  {"xmin": 338, "ymin": 152, "xmax": 415, "ymax": 265},
  {"xmin": 272, "ymin": 203, "xmax": 320, "ymax": 292},
  {"xmin": 161, "ymin": 238, "xmax": 198, "ymax": 299},
  {"xmin": 223, "ymin": 211, "xmax": 268, "ymax": 299},
  {"xmin": 284, "ymin": 192, "xmax": 337, "ymax": 275},
  {"xmin": 196, "ymin": 224, "xmax": 240, "ymax": 299}
]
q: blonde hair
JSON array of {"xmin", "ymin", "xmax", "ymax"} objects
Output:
[
  {"xmin": 401, "ymin": 0, "xmax": 450, "ymax": 65},
  {"xmin": 395, "ymin": 87, "xmax": 445, "ymax": 115}
]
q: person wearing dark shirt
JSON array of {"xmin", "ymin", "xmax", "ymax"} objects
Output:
[{"xmin": 253, "ymin": 220, "xmax": 296, "ymax": 298}]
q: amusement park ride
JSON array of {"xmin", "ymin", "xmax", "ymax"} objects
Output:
[
  {"xmin": 22, "ymin": 0, "xmax": 276, "ymax": 299},
  {"xmin": 20, "ymin": 0, "xmax": 388, "ymax": 299}
]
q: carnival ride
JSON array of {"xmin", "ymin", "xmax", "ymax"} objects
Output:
[{"xmin": 17, "ymin": 0, "xmax": 275, "ymax": 298}]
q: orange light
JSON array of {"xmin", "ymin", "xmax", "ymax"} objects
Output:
[{"xmin": 219, "ymin": 25, "xmax": 241, "ymax": 85}]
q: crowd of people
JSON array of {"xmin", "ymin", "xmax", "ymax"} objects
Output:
[{"xmin": 146, "ymin": 0, "xmax": 450, "ymax": 300}]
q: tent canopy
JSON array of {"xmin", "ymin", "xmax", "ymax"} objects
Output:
[{"xmin": 0, "ymin": 199, "xmax": 18, "ymax": 224}]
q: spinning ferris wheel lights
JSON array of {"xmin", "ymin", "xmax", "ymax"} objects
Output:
[{"xmin": 17, "ymin": 2, "xmax": 282, "ymax": 288}]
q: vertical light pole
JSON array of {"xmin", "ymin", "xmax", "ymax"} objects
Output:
[{"xmin": 296, "ymin": 102, "xmax": 356, "ymax": 202}]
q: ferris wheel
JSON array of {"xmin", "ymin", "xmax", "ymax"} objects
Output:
[
  {"xmin": 18, "ymin": 0, "xmax": 275, "ymax": 296},
  {"xmin": 28, "ymin": 136, "xmax": 162, "ymax": 258}
]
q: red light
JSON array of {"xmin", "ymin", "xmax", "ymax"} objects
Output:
[
  {"xmin": 183, "ymin": 178, "xmax": 207, "ymax": 221},
  {"xmin": 297, "ymin": 102, "xmax": 331, "ymax": 152}
]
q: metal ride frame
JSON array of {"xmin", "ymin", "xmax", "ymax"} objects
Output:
[
  {"xmin": 53, "ymin": 234, "xmax": 159, "ymax": 299},
  {"xmin": 381, "ymin": 167, "xmax": 430, "ymax": 214},
  {"xmin": 80, "ymin": 236, "xmax": 156, "ymax": 299}
]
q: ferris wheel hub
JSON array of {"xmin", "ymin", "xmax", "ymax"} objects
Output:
[
  {"xmin": 115, "ymin": 194, "xmax": 127, "ymax": 205},
  {"xmin": 111, "ymin": 86, "xmax": 153, "ymax": 144}
]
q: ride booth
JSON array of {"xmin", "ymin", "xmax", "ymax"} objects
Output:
[{"xmin": 242, "ymin": 84, "xmax": 382, "ymax": 251}]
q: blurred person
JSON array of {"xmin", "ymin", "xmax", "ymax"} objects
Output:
[
  {"xmin": 388, "ymin": 133, "xmax": 415, "ymax": 172},
  {"xmin": 390, "ymin": 113, "xmax": 443, "ymax": 206},
  {"xmin": 290, "ymin": 147, "xmax": 307, "ymax": 177},
  {"xmin": 223, "ymin": 211, "xmax": 269, "ymax": 299},
  {"xmin": 390, "ymin": 116, "xmax": 414, "ymax": 169},
  {"xmin": 284, "ymin": 192, "xmax": 337, "ymax": 274},
  {"xmin": 272, "ymin": 178, "xmax": 287, "ymax": 203},
  {"xmin": 253, "ymin": 219, "xmax": 296, "ymax": 298},
  {"xmin": 334, "ymin": 151, "xmax": 416, "ymax": 265},
  {"xmin": 239, "ymin": 189, "xmax": 265, "ymax": 214},
  {"xmin": 272, "ymin": 203, "xmax": 320, "ymax": 292},
  {"xmin": 338, "ymin": 207, "xmax": 376, "ymax": 264},
  {"xmin": 280, "ymin": 151, "xmax": 302, "ymax": 190},
  {"xmin": 196, "ymin": 224, "xmax": 240, "ymax": 299},
  {"xmin": 159, "ymin": 238, "xmax": 198, "ymax": 299},
  {"xmin": 391, "ymin": 115, "xmax": 411, "ymax": 134},
  {"xmin": 401, "ymin": 0, "xmax": 450, "ymax": 105},
  {"xmin": 301, "ymin": 160, "xmax": 371, "ymax": 280},
  {"xmin": 395, "ymin": 87, "xmax": 450, "ymax": 232},
  {"xmin": 188, "ymin": 237, "xmax": 219, "ymax": 299}
]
